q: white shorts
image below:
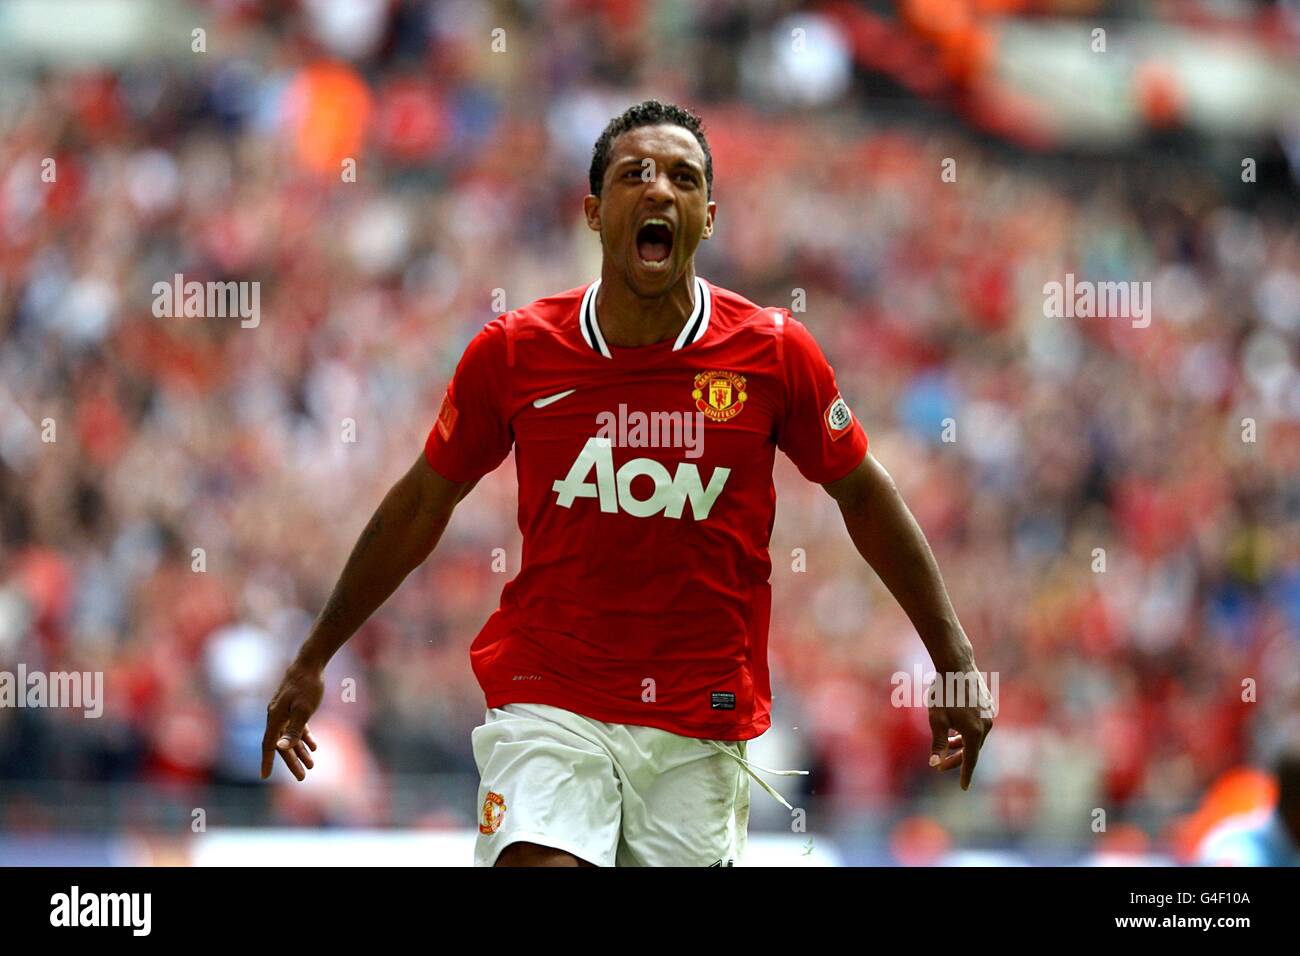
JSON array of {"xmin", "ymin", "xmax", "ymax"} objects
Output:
[{"xmin": 471, "ymin": 702, "xmax": 752, "ymax": 867}]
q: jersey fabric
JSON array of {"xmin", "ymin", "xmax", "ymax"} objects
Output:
[{"xmin": 424, "ymin": 275, "xmax": 868, "ymax": 740}]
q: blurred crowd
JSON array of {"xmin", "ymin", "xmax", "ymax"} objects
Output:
[{"xmin": 0, "ymin": 0, "xmax": 1298, "ymax": 860}]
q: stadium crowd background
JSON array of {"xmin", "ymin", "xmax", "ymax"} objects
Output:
[{"xmin": 1, "ymin": 0, "xmax": 1298, "ymax": 864}]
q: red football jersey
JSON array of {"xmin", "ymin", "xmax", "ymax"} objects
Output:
[{"xmin": 424, "ymin": 276, "xmax": 868, "ymax": 740}]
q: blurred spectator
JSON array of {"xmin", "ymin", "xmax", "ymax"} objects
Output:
[{"xmin": 1197, "ymin": 741, "xmax": 1300, "ymax": 866}]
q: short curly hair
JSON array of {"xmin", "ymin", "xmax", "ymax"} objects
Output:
[{"xmin": 588, "ymin": 99, "xmax": 713, "ymax": 199}]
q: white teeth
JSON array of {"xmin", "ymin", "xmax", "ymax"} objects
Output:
[{"xmin": 638, "ymin": 218, "xmax": 672, "ymax": 268}]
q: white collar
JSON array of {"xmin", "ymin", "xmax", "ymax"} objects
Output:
[{"xmin": 579, "ymin": 275, "xmax": 712, "ymax": 359}]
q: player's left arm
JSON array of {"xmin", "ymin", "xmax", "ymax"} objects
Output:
[
  {"xmin": 775, "ymin": 312, "xmax": 992, "ymax": 789},
  {"xmin": 823, "ymin": 452, "xmax": 993, "ymax": 790}
]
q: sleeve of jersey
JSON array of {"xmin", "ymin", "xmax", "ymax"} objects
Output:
[
  {"xmin": 423, "ymin": 318, "xmax": 513, "ymax": 483},
  {"xmin": 776, "ymin": 315, "xmax": 869, "ymax": 484}
]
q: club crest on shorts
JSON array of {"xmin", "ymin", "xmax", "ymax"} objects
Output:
[
  {"xmin": 480, "ymin": 791, "xmax": 506, "ymax": 834},
  {"xmin": 693, "ymin": 370, "xmax": 747, "ymax": 423}
]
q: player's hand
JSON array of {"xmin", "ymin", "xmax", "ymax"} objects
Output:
[
  {"xmin": 926, "ymin": 669, "xmax": 994, "ymax": 791},
  {"xmin": 261, "ymin": 663, "xmax": 324, "ymax": 781}
]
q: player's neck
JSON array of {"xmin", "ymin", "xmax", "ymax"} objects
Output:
[{"xmin": 594, "ymin": 268, "xmax": 697, "ymax": 348}]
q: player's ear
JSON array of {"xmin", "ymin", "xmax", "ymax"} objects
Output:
[
  {"xmin": 583, "ymin": 194, "xmax": 602, "ymax": 233},
  {"xmin": 702, "ymin": 200, "xmax": 717, "ymax": 240}
]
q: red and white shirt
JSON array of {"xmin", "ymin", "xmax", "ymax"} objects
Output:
[{"xmin": 425, "ymin": 276, "xmax": 868, "ymax": 740}]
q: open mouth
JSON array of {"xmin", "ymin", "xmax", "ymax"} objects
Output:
[{"xmin": 635, "ymin": 218, "xmax": 674, "ymax": 268}]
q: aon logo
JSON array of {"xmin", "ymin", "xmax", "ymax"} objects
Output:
[{"xmin": 552, "ymin": 437, "xmax": 730, "ymax": 520}]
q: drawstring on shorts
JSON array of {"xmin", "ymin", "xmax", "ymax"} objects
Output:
[{"xmin": 706, "ymin": 739, "xmax": 808, "ymax": 812}]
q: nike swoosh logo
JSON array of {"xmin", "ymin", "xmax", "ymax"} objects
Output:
[{"xmin": 532, "ymin": 388, "xmax": 576, "ymax": 409}]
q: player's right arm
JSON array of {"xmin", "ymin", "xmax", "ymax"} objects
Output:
[
  {"xmin": 260, "ymin": 456, "xmax": 477, "ymax": 781},
  {"xmin": 262, "ymin": 317, "xmax": 513, "ymax": 781}
]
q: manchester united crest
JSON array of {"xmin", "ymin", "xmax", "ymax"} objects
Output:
[
  {"xmin": 479, "ymin": 791, "xmax": 506, "ymax": 834},
  {"xmin": 692, "ymin": 370, "xmax": 748, "ymax": 423}
]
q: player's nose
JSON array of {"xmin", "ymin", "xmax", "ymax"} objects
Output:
[{"xmin": 642, "ymin": 167, "xmax": 675, "ymax": 202}]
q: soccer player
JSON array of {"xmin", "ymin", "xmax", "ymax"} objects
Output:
[{"xmin": 261, "ymin": 100, "xmax": 993, "ymax": 867}]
